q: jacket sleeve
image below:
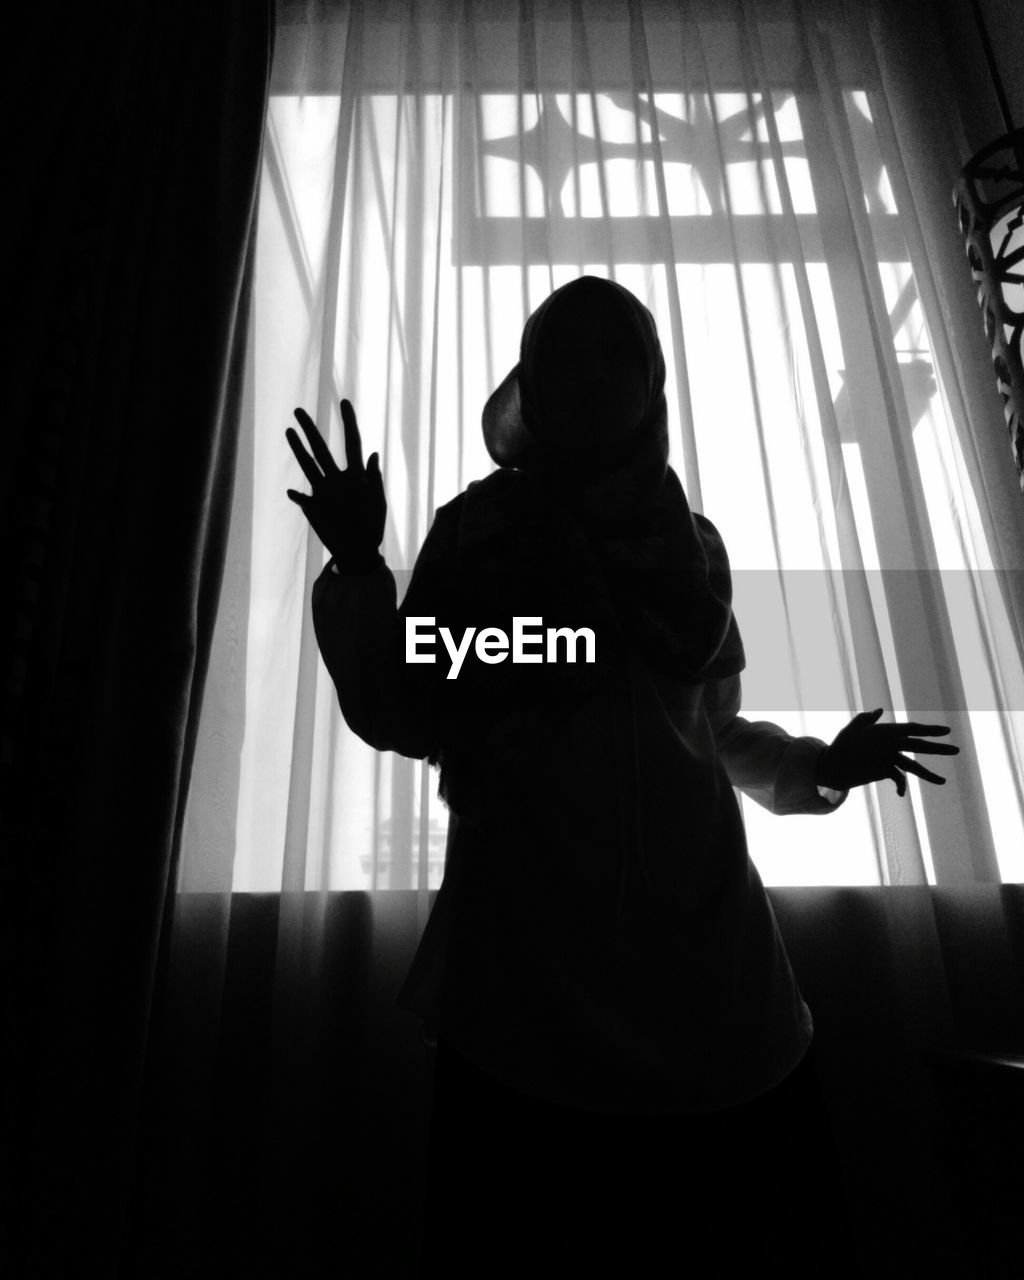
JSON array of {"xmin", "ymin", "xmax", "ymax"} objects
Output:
[
  {"xmin": 702, "ymin": 673, "xmax": 848, "ymax": 815},
  {"xmin": 310, "ymin": 500, "xmax": 462, "ymax": 760}
]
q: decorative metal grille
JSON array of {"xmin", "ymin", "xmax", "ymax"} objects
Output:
[{"xmin": 955, "ymin": 129, "xmax": 1024, "ymax": 493}]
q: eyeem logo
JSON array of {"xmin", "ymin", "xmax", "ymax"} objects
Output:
[{"xmin": 406, "ymin": 616, "xmax": 596, "ymax": 680}]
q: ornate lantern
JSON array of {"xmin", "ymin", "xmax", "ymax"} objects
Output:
[
  {"xmin": 952, "ymin": 0, "xmax": 1023, "ymax": 494},
  {"xmin": 955, "ymin": 129, "xmax": 1024, "ymax": 494}
]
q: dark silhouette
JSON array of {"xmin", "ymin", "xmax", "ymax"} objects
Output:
[{"xmin": 287, "ymin": 276, "xmax": 958, "ymax": 1276}]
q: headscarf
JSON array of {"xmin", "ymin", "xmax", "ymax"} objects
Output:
[
  {"xmin": 484, "ymin": 274, "xmax": 667, "ymax": 486},
  {"xmin": 459, "ymin": 275, "xmax": 744, "ymax": 686}
]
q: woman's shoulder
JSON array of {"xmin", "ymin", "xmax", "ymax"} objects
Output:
[
  {"xmin": 416, "ymin": 470, "xmax": 519, "ymax": 565},
  {"xmin": 431, "ymin": 469, "xmax": 520, "ymax": 521},
  {"xmin": 463, "ymin": 468, "xmax": 525, "ymax": 502},
  {"xmin": 452, "ymin": 468, "xmax": 540, "ymax": 545}
]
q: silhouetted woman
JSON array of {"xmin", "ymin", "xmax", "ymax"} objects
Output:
[{"xmin": 287, "ymin": 277, "xmax": 957, "ymax": 1277}]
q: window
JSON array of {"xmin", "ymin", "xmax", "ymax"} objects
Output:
[{"xmin": 183, "ymin": 5, "xmax": 1024, "ymax": 894}]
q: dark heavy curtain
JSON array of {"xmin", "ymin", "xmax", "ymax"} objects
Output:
[{"xmin": 3, "ymin": 5, "xmax": 274, "ymax": 1273}]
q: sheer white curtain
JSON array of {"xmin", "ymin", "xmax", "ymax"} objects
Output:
[
  {"xmin": 180, "ymin": 0, "xmax": 1024, "ymax": 903},
  {"xmin": 148, "ymin": 3, "xmax": 1024, "ymax": 1270}
]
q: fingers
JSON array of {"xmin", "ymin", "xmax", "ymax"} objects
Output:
[
  {"xmin": 341, "ymin": 399, "xmax": 364, "ymax": 472},
  {"xmin": 286, "ymin": 489, "xmax": 309, "ymax": 508},
  {"xmin": 845, "ymin": 708, "xmax": 883, "ymax": 734},
  {"xmin": 899, "ymin": 738, "xmax": 959, "ymax": 755},
  {"xmin": 871, "ymin": 720, "xmax": 957, "ymax": 752},
  {"xmin": 895, "ymin": 754, "xmax": 945, "ymax": 785},
  {"xmin": 293, "ymin": 408, "xmax": 340, "ymax": 476},
  {"xmin": 860, "ymin": 716, "xmax": 952, "ymax": 738},
  {"xmin": 887, "ymin": 766, "xmax": 907, "ymax": 797},
  {"xmin": 285, "ymin": 425, "xmax": 322, "ymax": 486}
]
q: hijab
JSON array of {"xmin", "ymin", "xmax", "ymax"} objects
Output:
[{"xmin": 461, "ymin": 275, "xmax": 744, "ymax": 686}]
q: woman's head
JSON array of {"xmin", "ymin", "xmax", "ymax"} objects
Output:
[
  {"xmin": 523, "ymin": 276, "xmax": 653, "ymax": 453},
  {"xmin": 483, "ymin": 276, "xmax": 668, "ymax": 475},
  {"xmin": 468, "ymin": 276, "xmax": 743, "ymax": 684}
]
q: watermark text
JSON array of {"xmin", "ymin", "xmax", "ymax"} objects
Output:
[{"xmin": 406, "ymin": 616, "xmax": 596, "ymax": 679}]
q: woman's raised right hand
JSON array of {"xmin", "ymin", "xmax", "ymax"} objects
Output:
[{"xmin": 286, "ymin": 399, "xmax": 386, "ymax": 572}]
